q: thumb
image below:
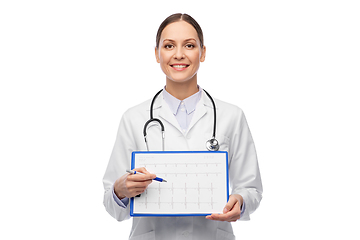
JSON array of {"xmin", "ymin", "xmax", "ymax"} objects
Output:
[{"xmin": 223, "ymin": 196, "xmax": 237, "ymax": 213}]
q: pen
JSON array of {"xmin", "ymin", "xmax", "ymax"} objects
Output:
[{"xmin": 126, "ymin": 169, "xmax": 167, "ymax": 182}]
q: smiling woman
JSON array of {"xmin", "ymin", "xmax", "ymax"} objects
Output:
[
  {"xmin": 103, "ymin": 13, "xmax": 263, "ymax": 240},
  {"xmin": 155, "ymin": 20, "xmax": 206, "ymax": 99}
]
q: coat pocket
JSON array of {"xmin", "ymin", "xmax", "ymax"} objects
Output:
[
  {"xmin": 129, "ymin": 230, "xmax": 155, "ymax": 240},
  {"xmin": 218, "ymin": 134, "xmax": 230, "ymax": 152},
  {"xmin": 216, "ymin": 228, "xmax": 235, "ymax": 240}
]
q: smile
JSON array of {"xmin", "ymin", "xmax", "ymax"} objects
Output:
[{"xmin": 170, "ymin": 64, "xmax": 189, "ymax": 71}]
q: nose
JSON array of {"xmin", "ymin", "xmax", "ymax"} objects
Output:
[{"xmin": 174, "ymin": 47, "xmax": 185, "ymax": 60}]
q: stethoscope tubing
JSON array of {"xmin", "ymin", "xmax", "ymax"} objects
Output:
[
  {"xmin": 143, "ymin": 89, "xmax": 219, "ymax": 151},
  {"xmin": 143, "ymin": 89, "xmax": 164, "ymax": 151},
  {"xmin": 202, "ymin": 89, "xmax": 216, "ymax": 139}
]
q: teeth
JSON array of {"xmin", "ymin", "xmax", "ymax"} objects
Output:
[{"xmin": 172, "ymin": 65, "xmax": 187, "ymax": 68}]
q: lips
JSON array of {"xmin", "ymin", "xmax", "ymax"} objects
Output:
[{"xmin": 170, "ymin": 64, "xmax": 189, "ymax": 71}]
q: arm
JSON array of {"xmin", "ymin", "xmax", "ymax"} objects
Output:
[
  {"xmin": 102, "ymin": 113, "xmax": 136, "ymax": 221},
  {"xmin": 229, "ymin": 108, "xmax": 262, "ymax": 220},
  {"xmin": 207, "ymin": 108, "xmax": 263, "ymax": 221}
]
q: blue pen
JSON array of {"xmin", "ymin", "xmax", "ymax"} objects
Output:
[{"xmin": 126, "ymin": 169, "xmax": 167, "ymax": 182}]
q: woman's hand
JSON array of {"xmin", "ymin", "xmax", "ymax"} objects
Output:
[
  {"xmin": 205, "ymin": 194, "xmax": 243, "ymax": 222},
  {"xmin": 114, "ymin": 167, "xmax": 156, "ymax": 199}
]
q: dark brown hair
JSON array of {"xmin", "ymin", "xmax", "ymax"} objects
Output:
[{"xmin": 155, "ymin": 13, "xmax": 204, "ymax": 49}]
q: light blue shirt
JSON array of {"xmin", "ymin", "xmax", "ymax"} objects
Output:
[
  {"xmin": 112, "ymin": 86, "xmax": 245, "ymax": 216},
  {"xmin": 162, "ymin": 86, "xmax": 202, "ymax": 133}
]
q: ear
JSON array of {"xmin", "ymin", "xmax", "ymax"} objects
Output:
[
  {"xmin": 200, "ymin": 46, "xmax": 206, "ymax": 62},
  {"xmin": 155, "ymin": 47, "xmax": 160, "ymax": 63}
]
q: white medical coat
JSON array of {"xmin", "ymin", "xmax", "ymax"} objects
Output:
[{"xmin": 103, "ymin": 90, "xmax": 262, "ymax": 240}]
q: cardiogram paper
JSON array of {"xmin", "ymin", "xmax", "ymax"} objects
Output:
[{"xmin": 130, "ymin": 151, "xmax": 229, "ymax": 217}]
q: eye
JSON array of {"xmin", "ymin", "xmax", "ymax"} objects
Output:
[
  {"xmin": 164, "ymin": 44, "xmax": 174, "ymax": 49},
  {"xmin": 185, "ymin": 44, "xmax": 195, "ymax": 49}
]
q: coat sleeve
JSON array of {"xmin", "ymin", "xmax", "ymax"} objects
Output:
[
  {"xmin": 229, "ymin": 108, "xmax": 263, "ymax": 221},
  {"xmin": 103, "ymin": 111, "xmax": 136, "ymax": 221}
]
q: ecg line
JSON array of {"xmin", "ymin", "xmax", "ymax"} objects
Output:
[
  {"xmin": 146, "ymin": 182, "xmax": 217, "ymax": 193},
  {"xmin": 140, "ymin": 162, "xmax": 222, "ymax": 168},
  {"xmin": 137, "ymin": 197, "xmax": 217, "ymax": 210},
  {"xmin": 148, "ymin": 172, "xmax": 222, "ymax": 177},
  {"xmin": 138, "ymin": 182, "xmax": 218, "ymax": 210}
]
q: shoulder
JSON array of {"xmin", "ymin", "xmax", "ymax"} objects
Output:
[
  {"xmin": 211, "ymin": 97, "xmax": 250, "ymax": 135},
  {"xmin": 122, "ymin": 98, "xmax": 151, "ymax": 119},
  {"xmin": 214, "ymin": 97, "xmax": 244, "ymax": 117},
  {"xmin": 211, "ymin": 97, "xmax": 248, "ymax": 129}
]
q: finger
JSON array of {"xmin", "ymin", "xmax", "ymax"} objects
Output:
[
  {"xmin": 128, "ymin": 189, "xmax": 147, "ymax": 198},
  {"xmin": 205, "ymin": 215, "xmax": 214, "ymax": 220},
  {"xmin": 207, "ymin": 212, "xmax": 231, "ymax": 221},
  {"xmin": 129, "ymin": 168, "xmax": 157, "ymax": 180},
  {"xmin": 128, "ymin": 173, "xmax": 156, "ymax": 182},
  {"xmin": 133, "ymin": 167, "xmax": 156, "ymax": 177},
  {"xmin": 207, "ymin": 202, "xmax": 241, "ymax": 222},
  {"xmin": 126, "ymin": 179, "xmax": 153, "ymax": 190},
  {"xmin": 223, "ymin": 195, "xmax": 238, "ymax": 213},
  {"xmin": 217, "ymin": 211, "xmax": 240, "ymax": 222},
  {"xmin": 207, "ymin": 213, "xmax": 237, "ymax": 222}
]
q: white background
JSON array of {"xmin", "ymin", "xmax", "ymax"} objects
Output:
[{"xmin": 1, "ymin": 0, "xmax": 359, "ymax": 239}]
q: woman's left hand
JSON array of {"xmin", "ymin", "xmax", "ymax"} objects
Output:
[{"xmin": 205, "ymin": 194, "xmax": 243, "ymax": 222}]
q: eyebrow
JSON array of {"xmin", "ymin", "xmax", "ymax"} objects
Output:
[{"xmin": 163, "ymin": 38, "xmax": 197, "ymax": 43}]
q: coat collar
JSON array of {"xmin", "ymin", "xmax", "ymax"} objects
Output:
[{"xmin": 151, "ymin": 89, "xmax": 215, "ymax": 134}]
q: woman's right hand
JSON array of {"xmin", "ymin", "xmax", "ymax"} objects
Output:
[{"xmin": 114, "ymin": 167, "xmax": 156, "ymax": 199}]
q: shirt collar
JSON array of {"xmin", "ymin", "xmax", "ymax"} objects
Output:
[{"xmin": 163, "ymin": 86, "xmax": 202, "ymax": 115}]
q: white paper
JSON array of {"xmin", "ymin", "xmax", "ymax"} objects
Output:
[{"xmin": 132, "ymin": 152, "xmax": 228, "ymax": 216}]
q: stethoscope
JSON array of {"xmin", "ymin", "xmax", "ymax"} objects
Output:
[{"xmin": 143, "ymin": 89, "xmax": 219, "ymax": 151}]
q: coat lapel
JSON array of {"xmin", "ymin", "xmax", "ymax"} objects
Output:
[
  {"xmin": 187, "ymin": 90, "xmax": 213, "ymax": 133},
  {"xmin": 156, "ymin": 92, "xmax": 183, "ymax": 133}
]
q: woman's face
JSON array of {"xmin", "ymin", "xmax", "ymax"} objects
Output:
[{"xmin": 155, "ymin": 21, "xmax": 206, "ymax": 84}]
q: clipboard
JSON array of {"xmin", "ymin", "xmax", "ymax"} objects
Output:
[{"xmin": 130, "ymin": 151, "xmax": 229, "ymax": 217}]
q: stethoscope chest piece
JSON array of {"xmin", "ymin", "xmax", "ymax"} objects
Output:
[{"xmin": 206, "ymin": 138, "xmax": 220, "ymax": 151}]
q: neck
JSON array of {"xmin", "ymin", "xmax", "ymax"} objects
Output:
[{"xmin": 165, "ymin": 76, "xmax": 199, "ymax": 100}]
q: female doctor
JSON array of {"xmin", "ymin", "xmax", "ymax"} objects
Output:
[{"xmin": 103, "ymin": 13, "xmax": 263, "ymax": 240}]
